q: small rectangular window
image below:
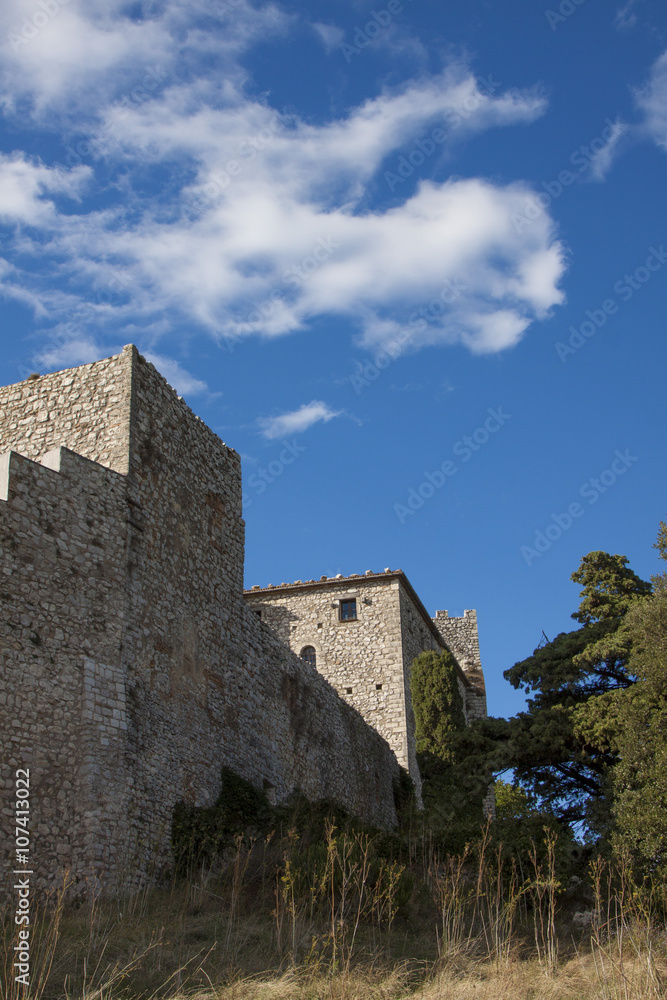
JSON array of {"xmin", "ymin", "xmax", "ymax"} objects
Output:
[
  {"xmin": 345, "ymin": 687, "xmax": 353, "ymax": 695},
  {"xmin": 376, "ymin": 683, "xmax": 383, "ymax": 691},
  {"xmin": 339, "ymin": 599, "xmax": 357, "ymax": 621}
]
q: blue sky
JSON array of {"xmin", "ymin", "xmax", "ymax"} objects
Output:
[{"xmin": 1, "ymin": 0, "xmax": 666, "ymax": 719}]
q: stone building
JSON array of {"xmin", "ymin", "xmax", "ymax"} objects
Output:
[
  {"xmin": 0, "ymin": 346, "xmax": 487, "ymax": 890},
  {"xmin": 245, "ymin": 576, "xmax": 488, "ymax": 807}
]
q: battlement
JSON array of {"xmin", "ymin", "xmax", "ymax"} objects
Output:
[
  {"xmin": 0, "ymin": 346, "xmax": 490, "ymax": 890},
  {"xmin": 433, "ymin": 608, "xmax": 487, "ymax": 722},
  {"xmin": 1, "ymin": 442, "xmax": 126, "ymax": 495},
  {"xmin": 245, "ymin": 573, "xmax": 487, "ymax": 807},
  {"xmin": 0, "ymin": 350, "xmax": 134, "ymax": 474},
  {"xmin": 0, "ymin": 348, "xmax": 403, "ymax": 892}
]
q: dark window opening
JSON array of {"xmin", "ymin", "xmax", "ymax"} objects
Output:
[
  {"xmin": 301, "ymin": 645, "xmax": 316, "ymax": 668},
  {"xmin": 345, "ymin": 687, "xmax": 353, "ymax": 695},
  {"xmin": 376, "ymin": 683, "xmax": 383, "ymax": 690},
  {"xmin": 339, "ymin": 599, "xmax": 357, "ymax": 621}
]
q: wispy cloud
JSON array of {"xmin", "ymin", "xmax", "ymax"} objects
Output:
[
  {"xmin": 0, "ymin": 153, "xmax": 91, "ymax": 224},
  {"xmin": 587, "ymin": 120, "xmax": 629, "ymax": 180},
  {"xmin": 34, "ymin": 334, "xmax": 109, "ymax": 371},
  {"xmin": 0, "ymin": 1, "xmax": 566, "ymax": 363},
  {"xmin": 614, "ymin": 1, "xmax": 640, "ymax": 30},
  {"xmin": 312, "ymin": 22, "xmax": 344, "ymax": 51},
  {"xmin": 143, "ymin": 352, "xmax": 209, "ymax": 397},
  {"xmin": 635, "ymin": 49, "xmax": 667, "ymax": 151},
  {"xmin": 259, "ymin": 401, "xmax": 342, "ymax": 439}
]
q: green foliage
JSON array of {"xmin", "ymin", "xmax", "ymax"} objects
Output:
[
  {"xmin": 172, "ymin": 767, "xmax": 274, "ymax": 872},
  {"xmin": 417, "ymin": 749, "xmax": 487, "ymax": 852},
  {"xmin": 571, "ymin": 551, "xmax": 651, "ymax": 625},
  {"xmin": 609, "ymin": 528, "xmax": 667, "ymax": 875},
  {"xmin": 494, "ymin": 779, "xmax": 536, "ymax": 821},
  {"xmin": 172, "ymin": 768, "xmax": 412, "ymax": 876},
  {"xmin": 491, "ymin": 780, "xmax": 580, "ymax": 877},
  {"xmin": 411, "ymin": 650, "xmax": 489, "ymax": 847},
  {"xmin": 503, "ymin": 550, "xmax": 652, "ymax": 832},
  {"xmin": 392, "ymin": 767, "xmax": 417, "ymax": 830},
  {"xmin": 411, "ymin": 649, "xmax": 466, "ymax": 760}
]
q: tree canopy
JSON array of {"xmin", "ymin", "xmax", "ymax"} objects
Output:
[
  {"xmin": 502, "ymin": 550, "xmax": 652, "ymax": 833},
  {"xmin": 607, "ymin": 524, "xmax": 667, "ymax": 874},
  {"xmin": 411, "ymin": 650, "xmax": 489, "ymax": 847},
  {"xmin": 410, "ymin": 529, "xmax": 666, "ymax": 874}
]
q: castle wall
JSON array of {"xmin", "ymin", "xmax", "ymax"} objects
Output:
[
  {"xmin": 118, "ymin": 354, "xmax": 400, "ymax": 875},
  {"xmin": 245, "ymin": 574, "xmax": 428, "ymax": 804},
  {"xmin": 0, "ymin": 447, "xmax": 131, "ymax": 885},
  {"xmin": 433, "ymin": 610, "xmax": 487, "ymax": 722},
  {"xmin": 245, "ymin": 576, "xmax": 408, "ymax": 758},
  {"xmin": 0, "ymin": 352, "xmax": 133, "ymax": 474},
  {"xmin": 0, "ymin": 349, "xmax": 401, "ymax": 891}
]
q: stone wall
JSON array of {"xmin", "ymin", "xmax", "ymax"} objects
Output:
[
  {"xmin": 0, "ymin": 446, "xmax": 130, "ymax": 884},
  {"xmin": 0, "ymin": 352, "xmax": 133, "ymax": 474},
  {"xmin": 245, "ymin": 575, "xmax": 412, "ymax": 780},
  {"xmin": 433, "ymin": 609, "xmax": 487, "ymax": 722},
  {"xmin": 245, "ymin": 573, "xmax": 477, "ymax": 808},
  {"xmin": 0, "ymin": 347, "xmax": 401, "ymax": 892}
]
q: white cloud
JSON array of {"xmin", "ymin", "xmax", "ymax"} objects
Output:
[
  {"xmin": 0, "ymin": 0, "xmax": 290, "ymax": 113},
  {"xmin": 259, "ymin": 401, "xmax": 342, "ymax": 439},
  {"xmin": 143, "ymin": 352, "xmax": 209, "ymax": 397},
  {"xmin": 1, "ymin": 1, "xmax": 171, "ymax": 112},
  {"xmin": 312, "ymin": 22, "xmax": 344, "ymax": 51},
  {"xmin": 0, "ymin": 2, "xmax": 566, "ymax": 362},
  {"xmin": 587, "ymin": 120, "xmax": 629, "ymax": 180},
  {"xmin": 462, "ymin": 311, "xmax": 529, "ymax": 355},
  {"xmin": 614, "ymin": 2, "xmax": 639, "ymax": 30},
  {"xmin": 34, "ymin": 334, "xmax": 111, "ymax": 371},
  {"xmin": 635, "ymin": 50, "xmax": 667, "ymax": 151},
  {"xmin": 0, "ymin": 153, "xmax": 90, "ymax": 224}
]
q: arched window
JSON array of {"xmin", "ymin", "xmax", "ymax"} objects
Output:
[{"xmin": 300, "ymin": 645, "xmax": 316, "ymax": 668}]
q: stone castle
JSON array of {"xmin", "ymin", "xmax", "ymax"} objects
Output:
[{"xmin": 0, "ymin": 346, "xmax": 487, "ymax": 889}]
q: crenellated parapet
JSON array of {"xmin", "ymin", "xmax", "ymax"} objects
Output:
[
  {"xmin": 432, "ymin": 609, "xmax": 488, "ymax": 722},
  {"xmin": 0, "ymin": 348, "xmax": 402, "ymax": 894},
  {"xmin": 1, "ymin": 344, "xmax": 492, "ymax": 891},
  {"xmin": 0, "ymin": 444, "xmax": 131, "ymax": 885}
]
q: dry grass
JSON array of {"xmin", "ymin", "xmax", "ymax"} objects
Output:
[
  {"xmin": 125, "ymin": 953, "xmax": 659, "ymax": 1000},
  {"xmin": 2, "ymin": 830, "xmax": 665, "ymax": 1000}
]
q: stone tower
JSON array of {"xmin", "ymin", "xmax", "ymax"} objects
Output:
[{"xmin": 0, "ymin": 347, "xmax": 401, "ymax": 891}]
